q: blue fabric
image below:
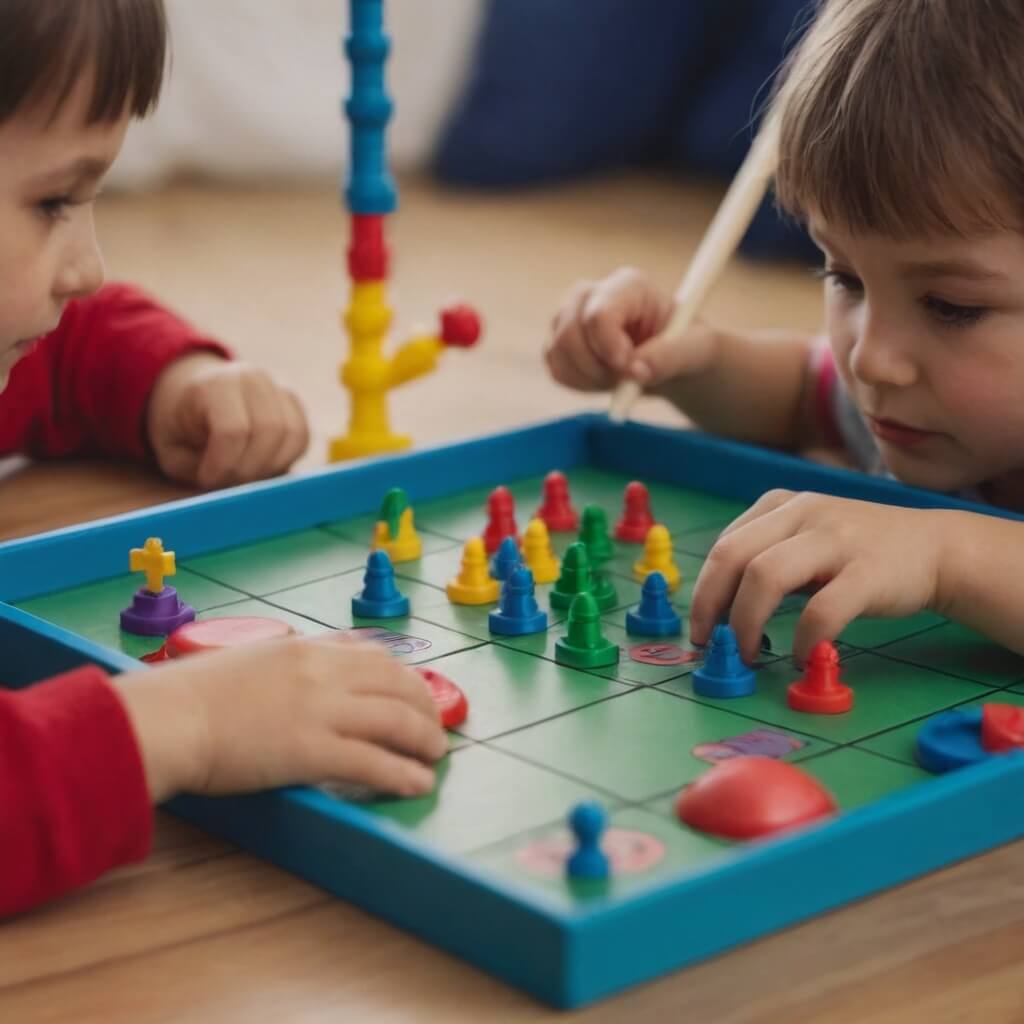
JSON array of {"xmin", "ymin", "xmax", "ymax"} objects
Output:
[{"xmin": 434, "ymin": 0, "xmax": 818, "ymax": 262}]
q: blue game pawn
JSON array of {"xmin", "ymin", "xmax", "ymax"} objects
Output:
[
  {"xmin": 915, "ymin": 707, "xmax": 989, "ymax": 774},
  {"xmin": 692, "ymin": 623, "xmax": 756, "ymax": 698},
  {"xmin": 489, "ymin": 535, "xmax": 522, "ymax": 583},
  {"xmin": 625, "ymin": 571, "xmax": 682, "ymax": 637},
  {"xmin": 566, "ymin": 802, "xmax": 609, "ymax": 881},
  {"xmin": 351, "ymin": 550, "xmax": 409, "ymax": 618},
  {"xmin": 489, "ymin": 566, "xmax": 548, "ymax": 636}
]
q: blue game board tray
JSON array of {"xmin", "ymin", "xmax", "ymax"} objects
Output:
[{"xmin": 3, "ymin": 414, "xmax": 1023, "ymax": 1008}]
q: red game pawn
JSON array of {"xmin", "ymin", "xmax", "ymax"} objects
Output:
[
  {"xmin": 417, "ymin": 667, "xmax": 469, "ymax": 729},
  {"xmin": 535, "ymin": 470, "xmax": 578, "ymax": 532},
  {"xmin": 787, "ymin": 640, "xmax": 853, "ymax": 714},
  {"xmin": 483, "ymin": 485, "xmax": 520, "ymax": 553},
  {"xmin": 981, "ymin": 703, "xmax": 1024, "ymax": 753},
  {"xmin": 676, "ymin": 756, "xmax": 837, "ymax": 840},
  {"xmin": 614, "ymin": 481, "xmax": 656, "ymax": 543}
]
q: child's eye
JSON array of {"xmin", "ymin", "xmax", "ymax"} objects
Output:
[
  {"xmin": 923, "ymin": 295, "xmax": 988, "ymax": 329},
  {"xmin": 37, "ymin": 195, "xmax": 72, "ymax": 221},
  {"xmin": 813, "ymin": 267, "xmax": 864, "ymax": 295}
]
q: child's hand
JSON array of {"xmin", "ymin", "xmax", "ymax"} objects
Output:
[
  {"xmin": 146, "ymin": 354, "xmax": 309, "ymax": 489},
  {"xmin": 545, "ymin": 267, "xmax": 719, "ymax": 392},
  {"xmin": 690, "ymin": 491, "xmax": 955, "ymax": 665},
  {"xmin": 113, "ymin": 633, "xmax": 448, "ymax": 804}
]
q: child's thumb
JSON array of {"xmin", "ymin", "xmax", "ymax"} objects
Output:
[{"xmin": 627, "ymin": 322, "xmax": 717, "ymax": 387}]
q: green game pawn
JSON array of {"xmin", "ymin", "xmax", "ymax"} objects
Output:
[
  {"xmin": 550, "ymin": 542, "xmax": 592, "ymax": 610},
  {"xmin": 578, "ymin": 505, "xmax": 615, "ymax": 566},
  {"xmin": 555, "ymin": 592, "xmax": 620, "ymax": 669},
  {"xmin": 590, "ymin": 570, "xmax": 618, "ymax": 613}
]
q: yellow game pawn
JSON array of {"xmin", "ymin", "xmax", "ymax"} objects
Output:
[
  {"xmin": 446, "ymin": 537, "xmax": 501, "ymax": 605},
  {"xmin": 372, "ymin": 507, "xmax": 422, "ymax": 563},
  {"xmin": 522, "ymin": 518, "xmax": 559, "ymax": 584},
  {"xmin": 633, "ymin": 524, "xmax": 681, "ymax": 592}
]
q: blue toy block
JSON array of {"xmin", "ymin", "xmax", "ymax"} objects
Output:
[
  {"xmin": 567, "ymin": 802, "xmax": 609, "ymax": 880},
  {"xmin": 692, "ymin": 623, "xmax": 756, "ymax": 698},
  {"xmin": 490, "ymin": 535, "xmax": 522, "ymax": 582},
  {"xmin": 352, "ymin": 549, "xmax": 409, "ymax": 618},
  {"xmin": 625, "ymin": 571, "xmax": 681, "ymax": 637},
  {"xmin": 489, "ymin": 566, "xmax": 548, "ymax": 636},
  {"xmin": 916, "ymin": 707, "xmax": 990, "ymax": 774},
  {"xmin": 344, "ymin": 0, "xmax": 398, "ymax": 214}
]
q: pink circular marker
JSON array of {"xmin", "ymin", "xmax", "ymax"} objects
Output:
[{"xmin": 516, "ymin": 828, "xmax": 666, "ymax": 878}]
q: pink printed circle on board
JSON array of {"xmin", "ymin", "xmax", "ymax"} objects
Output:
[
  {"xmin": 516, "ymin": 828, "xmax": 666, "ymax": 879},
  {"xmin": 628, "ymin": 642, "xmax": 701, "ymax": 666}
]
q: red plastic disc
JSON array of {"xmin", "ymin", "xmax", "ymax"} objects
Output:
[
  {"xmin": 166, "ymin": 616, "xmax": 297, "ymax": 657},
  {"xmin": 981, "ymin": 702, "xmax": 1024, "ymax": 753},
  {"xmin": 676, "ymin": 756, "xmax": 837, "ymax": 840},
  {"xmin": 417, "ymin": 667, "xmax": 469, "ymax": 728}
]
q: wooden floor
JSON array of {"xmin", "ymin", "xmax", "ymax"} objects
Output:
[{"xmin": 3, "ymin": 176, "xmax": 1023, "ymax": 1022}]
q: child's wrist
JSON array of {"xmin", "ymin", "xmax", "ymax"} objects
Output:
[{"xmin": 113, "ymin": 669, "xmax": 208, "ymax": 803}]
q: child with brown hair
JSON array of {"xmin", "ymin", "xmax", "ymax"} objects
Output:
[
  {"xmin": 1, "ymin": 0, "xmax": 446, "ymax": 916},
  {"xmin": 547, "ymin": 0, "xmax": 1024, "ymax": 666}
]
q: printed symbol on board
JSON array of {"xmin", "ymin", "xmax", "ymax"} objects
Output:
[
  {"xmin": 343, "ymin": 626, "xmax": 432, "ymax": 655},
  {"xmin": 516, "ymin": 828, "xmax": 666, "ymax": 879},
  {"xmin": 692, "ymin": 728, "xmax": 806, "ymax": 764},
  {"xmin": 628, "ymin": 642, "xmax": 701, "ymax": 666}
]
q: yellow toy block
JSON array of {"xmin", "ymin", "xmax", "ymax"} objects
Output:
[
  {"xmin": 129, "ymin": 537, "xmax": 176, "ymax": 594},
  {"xmin": 633, "ymin": 524, "xmax": 681, "ymax": 592},
  {"xmin": 522, "ymin": 518, "xmax": 559, "ymax": 584},
  {"xmin": 372, "ymin": 506, "xmax": 422, "ymax": 563},
  {"xmin": 446, "ymin": 537, "xmax": 500, "ymax": 605}
]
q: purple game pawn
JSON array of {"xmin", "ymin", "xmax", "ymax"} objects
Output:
[{"xmin": 119, "ymin": 537, "xmax": 195, "ymax": 637}]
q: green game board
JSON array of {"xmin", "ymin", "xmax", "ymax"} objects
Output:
[{"xmin": 4, "ymin": 416, "xmax": 1024, "ymax": 1007}]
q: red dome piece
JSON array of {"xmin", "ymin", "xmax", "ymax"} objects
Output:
[
  {"xmin": 166, "ymin": 616, "xmax": 297, "ymax": 657},
  {"xmin": 615, "ymin": 480, "xmax": 656, "ymax": 543},
  {"xmin": 418, "ymin": 667, "xmax": 469, "ymax": 728},
  {"xmin": 676, "ymin": 756, "xmax": 837, "ymax": 840},
  {"xmin": 483, "ymin": 485, "xmax": 519, "ymax": 553},
  {"xmin": 981, "ymin": 702, "xmax": 1024, "ymax": 753},
  {"xmin": 535, "ymin": 470, "xmax": 579, "ymax": 532},
  {"xmin": 440, "ymin": 303, "xmax": 482, "ymax": 348},
  {"xmin": 787, "ymin": 640, "xmax": 853, "ymax": 714}
]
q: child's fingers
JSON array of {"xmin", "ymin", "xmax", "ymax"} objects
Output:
[
  {"xmin": 728, "ymin": 531, "xmax": 841, "ymax": 664},
  {"xmin": 717, "ymin": 488, "xmax": 797, "ymax": 540},
  {"xmin": 315, "ymin": 636, "xmax": 439, "ymax": 719},
  {"xmin": 792, "ymin": 567, "xmax": 870, "ymax": 664},
  {"xmin": 315, "ymin": 736, "xmax": 436, "ymax": 797},
  {"xmin": 267, "ymin": 391, "xmax": 310, "ymax": 475},
  {"xmin": 545, "ymin": 331, "xmax": 615, "ymax": 390},
  {"xmin": 330, "ymin": 695, "xmax": 448, "ymax": 762},
  {"xmin": 690, "ymin": 500, "xmax": 803, "ymax": 645},
  {"xmin": 579, "ymin": 292, "xmax": 639, "ymax": 375},
  {"xmin": 232, "ymin": 373, "xmax": 290, "ymax": 481},
  {"xmin": 195, "ymin": 387, "xmax": 252, "ymax": 488},
  {"xmin": 627, "ymin": 320, "xmax": 718, "ymax": 387}
]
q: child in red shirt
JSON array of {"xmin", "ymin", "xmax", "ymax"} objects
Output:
[{"xmin": 0, "ymin": 0, "xmax": 447, "ymax": 916}]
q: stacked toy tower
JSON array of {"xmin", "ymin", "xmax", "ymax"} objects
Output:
[{"xmin": 330, "ymin": 0, "xmax": 481, "ymax": 462}]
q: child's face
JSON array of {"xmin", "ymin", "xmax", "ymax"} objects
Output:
[
  {"xmin": 0, "ymin": 74, "xmax": 129, "ymax": 390},
  {"xmin": 812, "ymin": 217, "xmax": 1024, "ymax": 496}
]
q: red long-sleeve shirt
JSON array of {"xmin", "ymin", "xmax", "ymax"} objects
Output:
[{"xmin": 1, "ymin": 284, "xmax": 228, "ymax": 916}]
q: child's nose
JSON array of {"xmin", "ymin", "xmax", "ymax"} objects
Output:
[
  {"xmin": 848, "ymin": 317, "xmax": 918, "ymax": 389},
  {"xmin": 54, "ymin": 223, "xmax": 105, "ymax": 302}
]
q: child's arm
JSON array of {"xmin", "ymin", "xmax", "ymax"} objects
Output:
[
  {"xmin": 689, "ymin": 490, "xmax": 1024, "ymax": 665},
  {"xmin": 1, "ymin": 634, "xmax": 446, "ymax": 917},
  {"xmin": 546, "ymin": 268, "xmax": 830, "ymax": 450},
  {"xmin": 1, "ymin": 284, "xmax": 308, "ymax": 488},
  {"xmin": 0, "ymin": 666, "xmax": 153, "ymax": 916}
]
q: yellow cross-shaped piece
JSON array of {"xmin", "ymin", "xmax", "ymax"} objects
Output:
[{"xmin": 130, "ymin": 537, "xmax": 176, "ymax": 594}]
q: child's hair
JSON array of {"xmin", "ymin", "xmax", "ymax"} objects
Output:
[
  {"xmin": 772, "ymin": 0, "xmax": 1024, "ymax": 239},
  {"xmin": 0, "ymin": 0, "xmax": 167, "ymax": 125}
]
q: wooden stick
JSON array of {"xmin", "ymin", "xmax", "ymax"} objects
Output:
[{"xmin": 608, "ymin": 113, "xmax": 781, "ymax": 423}]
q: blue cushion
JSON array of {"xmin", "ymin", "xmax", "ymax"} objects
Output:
[{"xmin": 434, "ymin": 0, "xmax": 817, "ymax": 262}]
